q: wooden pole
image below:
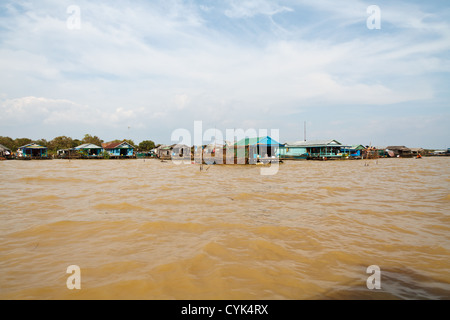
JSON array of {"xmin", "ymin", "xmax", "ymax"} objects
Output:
[{"xmin": 304, "ymin": 121, "xmax": 306, "ymax": 141}]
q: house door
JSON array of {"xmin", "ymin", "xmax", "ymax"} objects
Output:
[{"xmin": 267, "ymin": 146, "xmax": 272, "ymax": 157}]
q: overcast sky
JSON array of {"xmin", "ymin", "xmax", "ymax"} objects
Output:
[{"xmin": 0, "ymin": 0, "xmax": 449, "ymax": 148}]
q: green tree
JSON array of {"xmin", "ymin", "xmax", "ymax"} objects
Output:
[
  {"xmin": 14, "ymin": 138, "xmax": 33, "ymax": 150},
  {"xmin": 108, "ymin": 139, "xmax": 135, "ymax": 147},
  {"xmin": 99, "ymin": 151, "xmax": 110, "ymax": 159},
  {"xmin": 34, "ymin": 139, "xmax": 49, "ymax": 147},
  {"xmin": 0, "ymin": 136, "xmax": 15, "ymax": 150},
  {"xmin": 138, "ymin": 140, "xmax": 156, "ymax": 151},
  {"xmin": 123, "ymin": 139, "xmax": 135, "ymax": 147},
  {"xmin": 82, "ymin": 134, "xmax": 103, "ymax": 146},
  {"xmin": 48, "ymin": 136, "xmax": 75, "ymax": 153}
]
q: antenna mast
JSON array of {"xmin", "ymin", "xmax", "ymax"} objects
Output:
[{"xmin": 304, "ymin": 121, "xmax": 306, "ymax": 141}]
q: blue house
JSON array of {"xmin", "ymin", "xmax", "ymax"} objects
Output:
[
  {"xmin": 341, "ymin": 145, "xmax": 365, "ymax": 158},
  {"xmin": 280, "ymin": 139, "xmax": 348, "ymax": 160},
  {"xmin": 279, "ymin": 142, "xmax": 308, "ymax": 160},
  {"xmin": 102, "ymin": 141, "xmax": 135, "ymax": 158},
  {"xmin": 17, "ymin": 143, "xmax": 48, "ymax": 158},
  {"xmin": 234, "ymin": 136, "xmax": 283, "ymax": 164}
]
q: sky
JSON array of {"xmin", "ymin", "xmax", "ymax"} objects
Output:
[{"xmin": 0, "ymin": 0, "xmax": 449, "ymax": 148}]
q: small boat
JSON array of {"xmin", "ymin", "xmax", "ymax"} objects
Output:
[{"xmin": 416, "ymin": 154, "xmax": 422, "ymax": 159}]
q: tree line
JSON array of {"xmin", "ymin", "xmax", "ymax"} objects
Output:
[{"xmin": 0, "ymin": 134, "xmax": 158, "ymax": 154}]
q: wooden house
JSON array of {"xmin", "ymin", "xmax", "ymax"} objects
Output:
[
  {"xmin": 57, "ymin": 148, "xmax": 76, "ymax": 159},
  {"xmin": 171, "ymin": 144, "xmax": 191, "ymax": 160},
  {"xmin": 155, "ymin": 144, "xmax": 191, "ymax": 161},
  {"xmin": 0, "ymin": 144, "xmax": 12, "ymax": 159},
  {"xmin": 102, "ymin": 141, "xmax": 135, "ymax": 158},
  {"xmin": 386, "ymin": 146, "xmax": 413, "ymax": 158},
  {"xmin": 156, "ymin": 145, "xmax": 174, "ymax": 160},
  {"xmin": 375, "ymin": 147, "xmax": 388, "ymax": 158},
  {"xmin": 198, "ymin": 142, "xmax": 228, "ymax": 164},
  {"xmin": 410, "ymin": 148, "xmax": 425, "ymax": 157}
]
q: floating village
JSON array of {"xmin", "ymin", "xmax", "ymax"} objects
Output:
[{"xmin": 1, "ymin": 136, "xmax": 449, "ymax": 163}]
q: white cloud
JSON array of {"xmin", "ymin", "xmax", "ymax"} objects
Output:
[
  {"xmin": 1, "ymin": 1, "xmax": 444, "ymax": 107},
  {"xmin": 174, "ymin": 94, "xmax": 191, "ymax": 110},
  {"xmin": 0, "ymin": 0, "xmax": 448, "ymax": 146},
  {"xmin": 224, "ymin": 0, "xmax": 293, "ymax": 18},
  {"xmin": 0, "ymin": 96, "xmax": 148, "ymax": 128}
]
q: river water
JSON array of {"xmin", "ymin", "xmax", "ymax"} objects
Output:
[{"xmin": 0, "ymin": 157, "xmax": 449, "ymax": 299}]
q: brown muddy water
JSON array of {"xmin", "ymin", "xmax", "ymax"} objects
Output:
[{"xmin": 0, "ymin": 157, "xmax": 449, "ymax": 299}]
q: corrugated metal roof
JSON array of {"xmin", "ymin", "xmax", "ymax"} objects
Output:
[
  {"xmin": 235, "ymin": 136, "xmax": 282, "ymax": 146},
  {"xmin": 157, "ymin": 145, "xmax": 173, "ymax": 150},
  {"xmin": 102, "ymin": 142, "xmax": 120, "ymax": 149},
  {"xmin": 75, "ymin": 143, "xmax": 102, "ymax": 150},
  {"xmin": 386, "ymin": 146, "xmax": 410, "ymax": 151},
  {"xmin": 0, "ymin": 144, "xmax": 11, "ymax": 152},
  {"xmin": 341, "ymin": 144, "xmax": 365, "ymax": 150},
  {"xmin": 285, "ymin": 139, "xmax": 342, "ymax": 147},
  {"xmin": 102, "ymin": 141, "xmax": 134, "ymax": 149},
  {"xmin": 18, "ymin": 143, "xmax": 47, "ymax": 149}
]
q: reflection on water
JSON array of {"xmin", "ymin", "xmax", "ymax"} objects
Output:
[{"xmin": 0, "ymin": 157, "xmax": 449, "ymax": 299}]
